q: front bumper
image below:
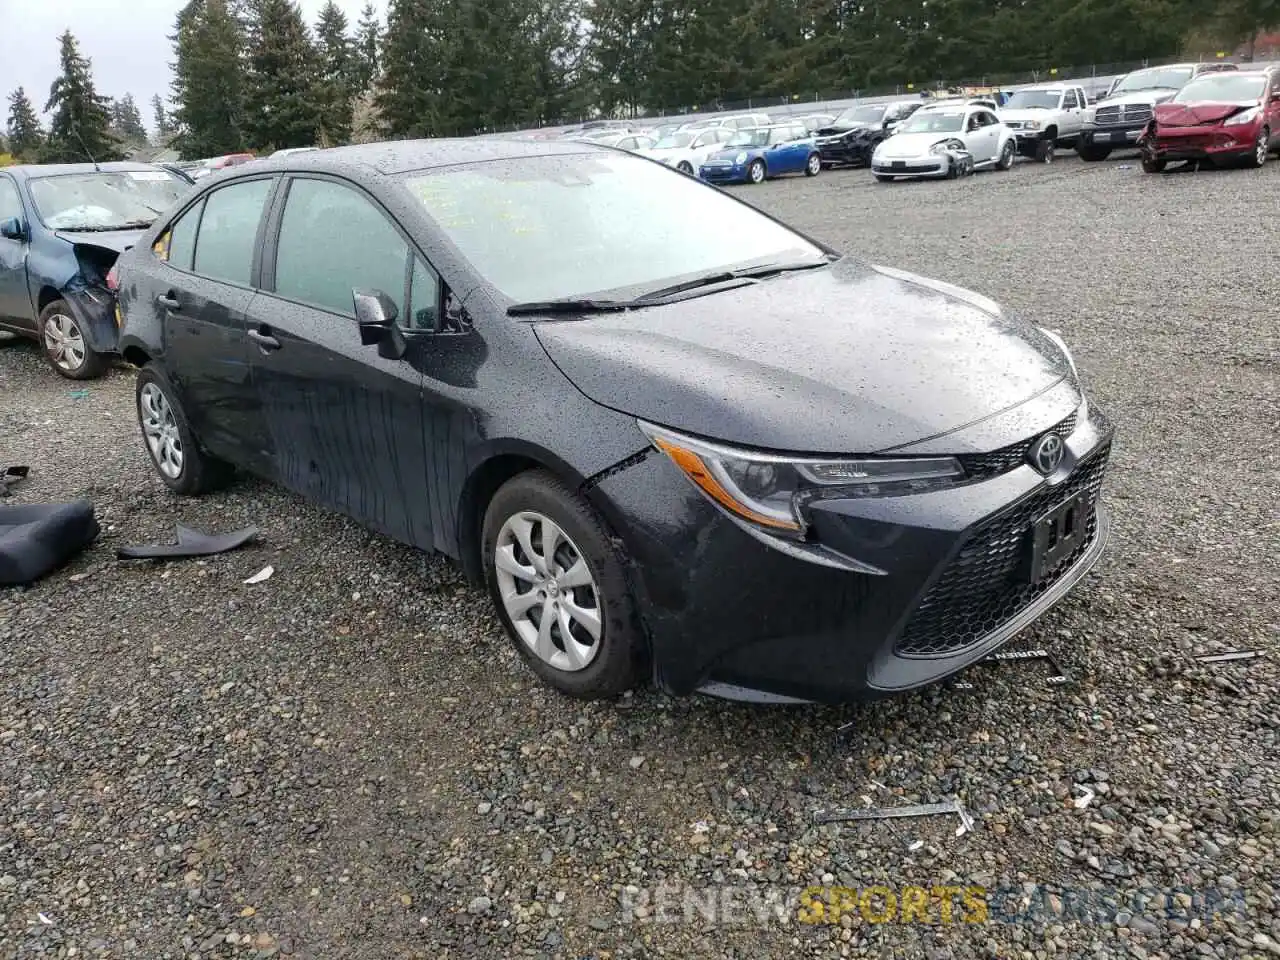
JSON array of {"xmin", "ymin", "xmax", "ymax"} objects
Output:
[
  {"xmin": 1080, "ymin": 125, "xmax": 1145, "ymax": 149},
  {"xmin": 870, "ymin": 154, "xmax": 948, "ymax": 178},
  {"xmin": 817, "ymin": 138, "xmax": 873, "ymax": 166},
  {"xmin": 699, "ymin": 162, "xmax": 748, "ymax": 184},
  {"xmin": 1144, "ymin": 123, "xmax": 1258, "ymax": 161},
  {"xmin": 588, "ymin": 399, "xmax": 1115, "ymax": 704}
]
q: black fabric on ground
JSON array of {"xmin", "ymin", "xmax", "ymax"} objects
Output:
[
  {"xmin": 116, "ymin": 525, "xmax": 259, "ymax": 560},
  {"xmin": 0, "ymin": 500, "xmax": 100, "ymax": 586}
]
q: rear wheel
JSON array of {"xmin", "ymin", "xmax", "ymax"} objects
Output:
[
  {"xmin": 1247, "ymin": 127, "xmax": 1270, "ymax": 167},
  {"xmin": 747, "ymin": 158, "xmax": 766, "ymax": 184},
  {"xmin": 135, "ymin": 364, "xmax": 234, "ymax": 495},
  {"xmin": 482, "ymin": 470, "xmax": 643, "ymax": 699},
  {"xmin": 1076, "ymin": 141, "xmax": 1112, "ymax": 162},
  {"xmin": 39, "ymin": 300, "xmax": 107, "ymax": 380},
  {"xmin": 804, "ymin": 153, "xmax": 821, "ymax": 176}
]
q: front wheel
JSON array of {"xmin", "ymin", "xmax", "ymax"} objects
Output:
[
  {"xmin": 135, "ymin": 364, "xmax": 235, "ymax": 495},
  {"xmin": 1076, "ymin": 141, "xmax": 1112, "ymax": 162},
  {"xmin": 1247, "ymin": 127, "xmax": 1270, "ymax": 167},
  {"xmin": 997, "ymin": 139, "xmax": 1015, "ymax": 170},
  {"xmin": 677, "ymin": 161, "xmax": 694, "ymax": 175},
  {"xmin": 39, "ymin": 300, "xmax": 107, "ymax": 380},
  {"xmin": 482, "ymin": 471, "xmax": 644, "ymax": 699},
  {"xmin": 804, "ymin": 153, "xmax": 821, "ymax": 176},
  {"xmin": 1141, "ymin": 153, "xmax": 1167, "ymax": 173},
  {"xmin": 1036, "ymin": 137, "xmax": 1056, "ymax": 163},
  {"xmin": 747, "ymin": 158, "xmax": 766, "ymax": 184},
  {"xmin": 874, "ymin": 174, "xmax": 894, "ymax": 182}
]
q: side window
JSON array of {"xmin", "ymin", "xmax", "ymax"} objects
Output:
[
  {"xmin": 158, "ymin": 200, "xmax": 203, "ymax": 272},
  {"xmin": 617, "ymin": 137, "xmax": 635, "ymax": 150},
  {"xmin": 1063, "ymin": 90, "xmax": 1079, "ymax": 109},
  {"xmin": 273, "ymin": 177, "xmax": 408, "ymax": 318},
  {"xmin": 193, "ymin": 179, "xmax": 273, "ymax": 286},
  {"xmin": 406, "ymin": 257, "xmax": 440, "ymax": 331},
  {"xmin": 966, "ymin": 112, "xmax": 981, "ymax": 131},
  {"xmin": 0, "ymin": 178, "xmax": 22, "ymax": 222}
]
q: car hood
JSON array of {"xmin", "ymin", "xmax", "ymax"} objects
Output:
[
  {"xmin": 816, "ymin": 122, "xmax": 876, "ymax": 138},
  {"xmin": 532, "ymin": 259, "xmax": 1073, "ymax": 454},
  {"xmin": 876, "ymin": 132, "xmax": 956, "ymax": 157},
  {"xmin": 1154, "ymin": 101, "xmax": 1258, "ymax": 125},
  {"xmin": 1097, "ymin": 88, "xmax": 1180, "ymax": 108},
  {"xmin": 53, "ymin": 228, "xmax": 144, "ymax": 253},
  {"xmin": 706, "ymin": 146, "xmax": 753, "ymax": 161},
  {"xmin": 999, "ymin": 107, "xmax": 1057, "ymax": 123}
]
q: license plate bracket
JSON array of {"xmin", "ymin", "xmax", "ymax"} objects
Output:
[
  {"xmin": 1026, "ymin": 492, "xmax": 1092, "ymax": 584},
  {"xmin": 891, "ymin": 160, "xmax": 906, "ymax": 169}
]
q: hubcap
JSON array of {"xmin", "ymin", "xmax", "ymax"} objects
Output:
[
  {"xmin": 751, "ymin": 163, "xmax": 763, "ymax": 182},
  {"xmin": 1258, "ymin": 134, "xmax": 1267, "ymax": 164},
  {"xmin": 494, "ymin": 511, "xmax": 602, "ymax": 673},
  {"xmin": 808, "ymin": 156, "xmax": 820, "ymax": 173},
  {"xmin": 139, "ymin": 383, "xmax": 184, "ymax": 479},
  {"xmin": 43, "ymin": 312, "xmax": 86, "ymax": 371}
]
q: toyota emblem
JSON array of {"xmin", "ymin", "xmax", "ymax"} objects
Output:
[{"xmin": 1028, "ymin": 432, "xmax": 1065, "ymax": 475}]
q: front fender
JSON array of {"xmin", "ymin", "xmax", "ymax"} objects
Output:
[{"xmin": 62, "ymin": 287, "xmax": 120, "ymax": 354}]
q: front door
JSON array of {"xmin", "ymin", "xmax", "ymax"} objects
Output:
[
  {"xmin": 0, "ymin": 175, "xmax": 33, "ymax": 328},
  {"xmin": 141, "ymin": 176, "xmax": 277, "ymax": 474},
  {"xmin": 245, "ymin": 174, "xmax": 436, "ymax": 549}
]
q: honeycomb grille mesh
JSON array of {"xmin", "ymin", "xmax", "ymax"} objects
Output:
[
  {"xmin": 895, "ymin": 442, "xmax": 1110, "ymax": 658},
  {"xmin": 957, "ymin": 411, "xmax": 1079, "ymax": 481}
]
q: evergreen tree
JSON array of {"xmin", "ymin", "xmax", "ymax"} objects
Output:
[
  {"xmin": 315, "ymin": 0, "xmax": 354, "ymax": 144},
  {"xmin": 111, "ymin": 93, "xmax": 149, "ymax": 144},
  {"xmin": 377, "ymin": 0, "xmax": 443, "ymax": 137},
  {"xmin": 152, "ymin": 94, "xmax": 172, "ymax": 138},
  {"xmin": 242, "ymin": 0, "xmax": 323, "ymax": 150},
  {"xmin": 352, "ymin": 2, "xmax": 382, "ymax": 93},
  {"xmin": 171, "ymin": 0, "xmax": 247, "ymax": 158},
  {"xmin": 43, "ymin": 31, "xmax": 123, "ymax": 163},
  {"xmin": 5, "ymin": 87, "xmax": 44, "ymax": 161}
]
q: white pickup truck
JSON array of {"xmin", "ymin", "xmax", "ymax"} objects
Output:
[{"xmin": 997, "ymin": 83, "xmax": 1090, "ymax": 161}]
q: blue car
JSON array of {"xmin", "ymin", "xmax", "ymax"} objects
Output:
[
  {"xmin": 698, "ymin": 121, "xmax": 823, "ymax": 185},
  {"xmin": 0, "ymin": 162, "xmax": 192, "ymax": 379}
]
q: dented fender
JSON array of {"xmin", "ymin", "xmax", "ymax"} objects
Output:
[{"xmin": 62, "ymin": 285, "xmax": 120, "ymax": 354}]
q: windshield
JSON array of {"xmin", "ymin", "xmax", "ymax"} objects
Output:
[
  {"xmin": 1003, "ymin": 90, "xmax": 1062, "ymax": 109},
  {"xmin": 899, "ymin": 110, "xmax": 965, "ymax": 134},
  {"xmin": 28, "ymin": 170, "xmax": 188, "ymax": 230},
  {"xmin": 835, "ymin": 104, "xmax": 886, "ymax": 126},
  {"xmin": 1114, "ymin": 67, "xmax": 1194, "ymax": 94},
  {"xmin": 1173, "ymin": 73, "xmax": 1267, "ymax": 102},
  {"xmin": 653, "ymin": 132, "xmax": 695, "ymax": 149},
  {"xmin": 726, "ymin": 128, "xmax": 771, "ymax": 147},
  {"xmin": 403, "ymin": 154, "xmax": 825, "ymax": 304}
]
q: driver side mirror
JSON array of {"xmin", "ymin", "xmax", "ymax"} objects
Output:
[
  {"xmin": 352, "ymin": 288, "xmax": 408, "ymax": 360},
  {"xmin": 0, "ymin": 217, "xmax": 26, "ymax": 241}
]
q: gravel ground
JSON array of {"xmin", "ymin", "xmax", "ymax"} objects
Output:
[{"xmin": 2, "ymin": 153, "xmax": 1278, "ymax": 960}]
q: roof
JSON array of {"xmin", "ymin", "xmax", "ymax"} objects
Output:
[
  {"xmin": 232, "ymin": 137, "xmax": 597, "ymax": 177},
  {"xmin": 5, "ymin": 160, "xmax": 171, "ymax": 180}
]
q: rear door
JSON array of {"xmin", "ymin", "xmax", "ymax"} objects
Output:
[
  {"xmin": 143, "ymin": 175, "xmax": 277, "ymax": 473},
  {"xmin": 0, "ymin": 175, "xmax": 33, "ymax": 328},
  {"xmin": 245, "ymin": 173, "xmax": 435, "ymax": 549},
  {"xmin": 1266, "ymin": 71, "xmax": 1280, "ymax": 145}
]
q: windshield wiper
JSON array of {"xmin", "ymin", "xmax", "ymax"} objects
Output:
[
  {"xmin": 629, "ymin": 258, "xmax": 832, "ymax": 305},
  {"xmin": 60, "ymin": 220, "xmax": 153, "ymax": 232},
  {"xmin": 507, "ymin": 298, "xmax": 630, "ymax": 316}
]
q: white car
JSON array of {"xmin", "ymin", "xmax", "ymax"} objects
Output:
[
  {"xmin": 870, "ymin": 103, "xmax": 1016, "ymax": 181},
  {"xmin": 639, "ymin": 128, "xmax": 736, "ymax": 174},
  {"xmin": 998, "ymin": 83, "xmax": 1089, "ymax": 160}
]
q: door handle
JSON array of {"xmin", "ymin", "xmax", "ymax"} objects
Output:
[
  {"xmin": 156, "ymin": 293, "xmax": 181, "ymax": 310},
  {"xmin": 247, "ymin": 328, "xmax": 281, "ymax": 351}
]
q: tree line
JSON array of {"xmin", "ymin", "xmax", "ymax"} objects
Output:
[{"xmin": 6, "ymin": 0, "xmax": 1280, "ymax": 164}]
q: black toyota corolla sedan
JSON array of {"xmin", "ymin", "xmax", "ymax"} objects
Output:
[{"xmin": 114, "ymin": 139, "xmax": 1114, "ymax": 705}]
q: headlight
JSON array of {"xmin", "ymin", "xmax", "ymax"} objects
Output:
[
  {"xmin": 930, "ymin": 138, "xmax": 965, "ymax": 155},
  {"xmin": 734, "ymin": 151, "xmax": 748, "ymax": 164},
  {"xmin": 1022, "ymin": 119, "xmax": 1042, "ymax": 131},
  {"xmin": 1225, "ymin": 107, "xmax": 1260, "ymax": 126},
  {"xmin": 1039, "ymin": 327, "xmax": 1079, "ymax": 379},
  {"xmin": 639, "ymin": 421, "xmax": 964, "ymax": 539},
  {"xmin": 1083, "ymin": 108, "xmax": 1097, "ymax": 124}
]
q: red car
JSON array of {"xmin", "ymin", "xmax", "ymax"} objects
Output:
[{"xmin": 1140, "ymin": 66, "xmax": 1280, "ymax": 172}]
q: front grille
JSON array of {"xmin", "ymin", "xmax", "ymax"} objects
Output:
[
  {"xmin": 957, "ymin": 411, "xmax": 1078, "ymax": 481},
  {"xmin": 1095, "ymin": 104, "xmax": 1152, "ymax": 126},
  {"xmin": 894, "ymin": 441, "xmax": 1110, "ymax": 658}
]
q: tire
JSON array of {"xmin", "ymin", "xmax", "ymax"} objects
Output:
[
  {"xmin": 747, "ymin": 158, "xmax": 766, "ymax": 184},
  {"xmin": 1246, "ymin": 127, "xmax": 1269, "ymax": 168},
  {"xmin": 39, "ymin": 300, "xmax": 107, "ymax": 380},
  {"xmin": 677, "ymin": 161, "xmax": 694, "ymax": 175},
  {"xmin": 1141, "ymin": 153, "xmax": 1167, "ymax": 173},
  {"xmin": 945, "ymin": 159, "xmax": 959, "ymax": 179},
  {"xmin": 874, "ymin": 174, "xmax": 894, "ymax": 182},
  {"xmin": 1036, "ymin": 129, "xmax": 1057, "ymax": 162},
  {"xmin": 804, "ymin": 152, "xmax": 821, "ymax": 176},
  {"xmin": 997, "ymin": 139, "xmax": 1015, "ymax": 170},
  {"xmin": 482, "ymin": 470, "xmax": 643, "ymax": 700},
  {"xmin": 1076, "ymin": 141, "xmax": 1112, "ymax": 162},
  {"xmin": 135, "ymin": 363, "xmax": 234, "ymax": 495}
]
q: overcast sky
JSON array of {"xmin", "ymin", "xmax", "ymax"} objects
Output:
[{"xmin": 0, "ymin": 0, "xmax": 388, "ymax": 133}]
